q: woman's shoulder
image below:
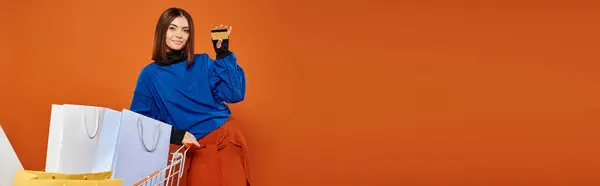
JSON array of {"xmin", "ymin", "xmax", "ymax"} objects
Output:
[
  {"xmin": 193, "ymin": 53, "xmax": 211, "ymax": 61},
  {"xmin": 136, "ymin": 59, "xmax": 168, "ymax": 80},
  {"xmin": 191, "ymin": 53, "xmax": 215, "ymax": 68},
  {"xmin": 139, "ymin": 62, "xmax": 158, "ymax": 74}
]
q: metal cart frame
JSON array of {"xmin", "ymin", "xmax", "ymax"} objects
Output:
[{"xmin": 133, "ymin": 145, "xmax": 190, "ymax": 186}]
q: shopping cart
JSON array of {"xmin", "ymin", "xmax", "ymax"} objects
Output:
[{"xmin": 133, "ymin": 145, "xmax": 190, "ymax": 186}]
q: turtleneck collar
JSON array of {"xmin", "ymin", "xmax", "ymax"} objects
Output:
[{"xmin": 157, "ymin": 50, "xmax": 186, "ymax": 66}]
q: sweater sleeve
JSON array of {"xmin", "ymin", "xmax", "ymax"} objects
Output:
[
  {"xmin": 209, "ymin": 52, "xmax": 247, "ymax": 104},
  {"xmin": 130, "ymin": 69, "xmax": 186, "ymax": 145}
]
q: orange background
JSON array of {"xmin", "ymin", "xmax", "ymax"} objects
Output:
[{"xmin": 2, "ymin": 0, "xmax": 600, "ymax": 185}]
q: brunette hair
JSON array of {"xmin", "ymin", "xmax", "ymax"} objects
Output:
[{"xmin": 152, "ymin": 7, "xmax": 195, "ymax": 66}]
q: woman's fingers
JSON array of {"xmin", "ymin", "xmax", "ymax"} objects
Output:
[{"xmin": 216, "ymin": 39, "xmax": 223, "ymax": 48}]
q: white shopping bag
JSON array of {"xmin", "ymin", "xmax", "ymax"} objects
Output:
[
  {"xmin": 112, "ymin": 109, "xmax": 172, "ymax": 186},
  {"xmin": 45, "ymin": 104, "xmax": 64, "ymax": 173},
  {"xmin": 0, "ymin": 125, "xmax": 23, "ymax": 186},
  {"xmin": 92, "ymin": 108, "xmax": 123, "ymax": 174},
  {"xmin": 45, "ymin": 104, "xmax": 107, "ymax": 174}
]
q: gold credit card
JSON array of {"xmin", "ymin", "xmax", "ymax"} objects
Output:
[{"xmin": 211, "ymin": 28, "xmax": 229, "ymax": 40}]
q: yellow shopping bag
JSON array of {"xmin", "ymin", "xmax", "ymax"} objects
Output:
[{"xmin": 12, "ymin": 170, "xmax": 122, "ymax": 186}]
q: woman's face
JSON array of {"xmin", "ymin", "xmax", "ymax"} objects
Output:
[{"xmin": 166, "ymin": 16, "xmax": 190, "ymax": 51}]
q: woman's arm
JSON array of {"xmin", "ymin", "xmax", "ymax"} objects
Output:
[
  {"xmin": 130, "ymin": 69, "xmax": 187, "ymax": 145},
  {"xmin": 209, "ymin": 39, "xmax": 247, "ymax": 104},
  {"xmin": 130, "ymin": 69, "xmax": 161, "ymax": 119}
]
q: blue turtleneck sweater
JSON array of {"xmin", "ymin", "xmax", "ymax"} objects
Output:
[{"xmin": 130, "ymin": 51, "xmax": 245, "ymax": 142}]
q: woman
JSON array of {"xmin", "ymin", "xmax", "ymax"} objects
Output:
[{"xmin": 130, "ymin": 7, "xmax": 250, "ymax": 186}]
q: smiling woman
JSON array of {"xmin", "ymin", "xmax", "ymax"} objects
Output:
[
  {"xmin": 165, "ymin": 17, "xmax": 190, "ymax": 51},
  {"xmin": 151, "ymin": 8, "xmax": 195, "ymax": 66},
  {"xmin": 130, "ymin": 7, "xmax": 249, "ymax": 186}
]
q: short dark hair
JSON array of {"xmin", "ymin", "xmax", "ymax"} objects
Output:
[{"xmin": 152, "ymin": 7, "xmax": 195, "ymax": 66}]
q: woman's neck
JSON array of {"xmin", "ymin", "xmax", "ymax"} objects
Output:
[{"xmin": 159, "ymin": 50, "xmax": 186, "ymax": 66}]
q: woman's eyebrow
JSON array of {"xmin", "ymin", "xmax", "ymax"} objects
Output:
[{"xmin": 170, "ymin": 24, "xmax": 189, "ymax": 29}]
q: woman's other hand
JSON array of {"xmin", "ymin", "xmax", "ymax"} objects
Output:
[
  {"xmin": 214, "ymin": 24, "xmax": 232, "ymax": 49},
  {"xmin": 183, "ymin": 131, "xmax": 201, "ymax": 147}
]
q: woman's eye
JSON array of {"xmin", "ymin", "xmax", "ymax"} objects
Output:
[
  {"xmin": 169, "ymin": 27, "xmax": 176, "ymax": 30},
  {"xmin": 183, "ymin": 30, "xmax": 189, "ymax": 33}
]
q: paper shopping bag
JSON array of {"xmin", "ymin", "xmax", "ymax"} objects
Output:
[
  {"xmin": 46, "ymin": 104, "xmax": 120, "ymax": 174},
  {"xmin": 92, "ymin": 108, "xmax": 123, "ymax": 174},
  {"xmin": 14, "ymin": 170, "xmax": 112, "ymax": 180},
  {"xmin": 46, "ymin": 104, "xmax": 105, "ymax": 174},
  {"xmin": 13, "ymin": 180, "xmax": 122, "ymax": 186},
  {"xmin": 12, "ymin": 170, "xmax": 122, "ymax": 186},
  {"xmin": 0, "ymin": 125, "xmax": 24, "ymax": 186},
  {"xmin": 112, "ymin": 109, "xmax": 172, "ymax": 186},
  {"xmin": 45, "ymin": 104, "xmax": 64, "ymax": 173}
]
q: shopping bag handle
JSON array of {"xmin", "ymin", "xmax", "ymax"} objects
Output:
[
  {"xmin": 137, "ymin": 117, "xmax": 161, "ymax": 152},
  {"xmin": 81, "ymin": 107, "xmax": 100, "ymax": 139}
]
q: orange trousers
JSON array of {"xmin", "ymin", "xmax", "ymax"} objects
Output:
[{"xmin": 169, "ymin": 119, "xmax": 251, "ymax": 186}]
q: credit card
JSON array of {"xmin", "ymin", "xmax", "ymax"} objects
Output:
[{"xmin": 211, "ymin": 28, "xmax": 229, "ymax": 40}]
